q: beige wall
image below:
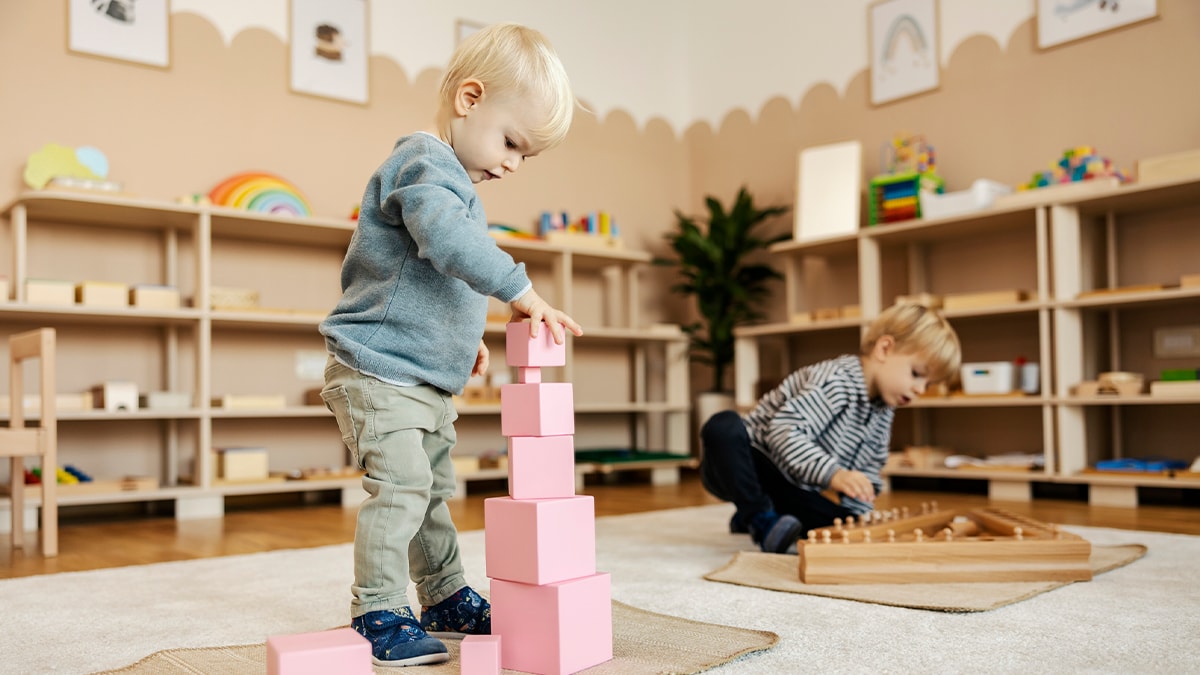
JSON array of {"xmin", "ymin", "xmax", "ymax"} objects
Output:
[{"xmin": 4, "ymin": 2, "xmax": 1199, "ymax": 396}]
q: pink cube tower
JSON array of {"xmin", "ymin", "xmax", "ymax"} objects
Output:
[{"xmin": 485, "ymin": 321, "xmax": 613, "ymax": 675}]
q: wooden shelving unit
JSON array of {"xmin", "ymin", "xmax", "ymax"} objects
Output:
[
  {"xmin": 734, "ymin": 176, "xmax": 1200, "ymax": 507},
  {"xmin": 0, "ymin": 192, "xmax": 689, "ymax": 525}
]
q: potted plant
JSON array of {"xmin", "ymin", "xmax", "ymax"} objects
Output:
[{"xmin": 658, "ymin": 186, "xmax": 790, "ymax": 412}]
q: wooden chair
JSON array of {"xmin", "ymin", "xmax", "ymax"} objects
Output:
[{"xmin": 2, "ymin": 328, "xmax": 57, "ymax": 557}]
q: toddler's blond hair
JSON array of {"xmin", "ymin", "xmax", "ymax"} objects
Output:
[
  {"xmin": 862, "ymin": 302, "xmax": 961, "ymax": 384},
  {"xmin": 437, "ymin": 23, "xmax": 575, "ymax": 151}
]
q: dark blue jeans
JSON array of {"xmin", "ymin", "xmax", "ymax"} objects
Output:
[{"xmin": 699, "ymin": 410, "xmax": 854, "ymax": 530}]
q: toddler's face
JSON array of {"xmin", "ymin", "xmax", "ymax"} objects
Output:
[
  {"xmin": 873, "ymin": 348, "xmax": 931, "ymax": 408},
  {"xmin": 452, "ymin": 93, "xmax": 546, "ymax": 184}
]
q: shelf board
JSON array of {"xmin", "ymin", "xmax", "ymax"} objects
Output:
[
  {"xmin": 210, "ymin": 310, "xmax": 325, "ymax": 330},
  {"xmin": 483, "ymin": 323, "xmax": 685, "ymax": 343},
  {"xmin": 883, "ymin": 466, "xmax": 1048, "ymax": 481},
  {"xmin": 940, "ymin": 300, "xmax": 1048, "ymax": 320},
  {"xmin": 865, "ymin": 202, "xmax": 1040, "ymax": 245},
  {"xmin": 494, "ymin": 237, "xmax": 651, "ymax": 268},
  {"xmin": 1055, "ymin": 472, "xmax": 1200, "ymax": 489},
  {"xmin": 908, "ymin": 395, "xmax": 1048, "ymax": 408},
  {"xmin": 6, "ymin": 484, "xmax": 207, "ymax": 507},
  {"xmin": 1068, "ymin": 175, "xmax": 1200, "ymax": 217},
  {"xmin": 210, "ymin": 405, "xmax": 331, "ymax": 419},
  {"xmin": 1058, "ymin": 285, "xmax": 1200, "ymax": 310},
  {"xmin": 735, "ymin": 318, "xmax": 863, "ymax": 338},
  {"xmin": 769, "ymin": 233, "xmax": 860, "ymax": 258},
  {"xmin": 1058, "ymin": 394, "xmax": 1200, "ymax": 406},
  {"xmin": 4, "ymin": 191, "xmax": 200, "ymax": 231},
  {"xmin": 455, "ymin": 402, "xmax": 688, "ymax": 416},
  {"xmin": 0, "ymin": 303, "xmax": 202, "ymax": 326},
  {"xmin": 207, "ymin": 206, "xmax": 355, "ymax": 246}
]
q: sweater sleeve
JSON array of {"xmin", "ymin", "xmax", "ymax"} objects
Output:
[{"xmin": 379, "ymin": 140, "xmax": 530, "ymax": 302}]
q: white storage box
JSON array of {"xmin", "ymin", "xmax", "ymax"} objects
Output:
[
  {"xmin": 921, "ymin": 179, "xmax": 1012, "ymax": 220},
  {"xmin": 960, "ymin": 362, "xmax": 1015, "ymax": 395}
]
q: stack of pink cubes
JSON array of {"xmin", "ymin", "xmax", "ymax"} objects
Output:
[{"xmin": 483, "ymin": 321, "xmax": 613, "ymax": 674}]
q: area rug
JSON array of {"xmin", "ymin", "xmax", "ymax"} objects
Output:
[
  {"xmin": 97, "ymin": 601, "xmax": 777, "ymax": 674},
  {"xmin": 2, "ymin": 504, "xmax": 1198, "ymax": 674},
  {"xmin": 705, "ymin": 544, "xmax": 1147, "ymax": 612}
]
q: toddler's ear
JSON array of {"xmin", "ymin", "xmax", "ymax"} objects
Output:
[
  {"xmin": 454, "ymin": 79, "xmax": 485, "ymax": 115},
  {"xmin": 872, "ymin": 335, "xmax": 896, "ymax": 359}
]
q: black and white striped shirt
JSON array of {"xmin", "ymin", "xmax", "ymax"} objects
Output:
[{"xmin": 742, "ymin": 354, "xmax": 893, "ymax": 514}]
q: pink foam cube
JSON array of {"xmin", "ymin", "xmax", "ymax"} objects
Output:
[
  {"xmin": 460, "ymin": 634, "xmax": 502, "ymax": 674},
  {"xmin": 508, "ymin": 435, "xmax": 576, "ymax": 500},
  {"xmin": 500, "ymin": 382, "xmax": 574, "ymax": 437},
  {"xmin": 266, "ymin": 627, "xmax": 372, "ymax": 675},
  {"xmin": 492, "ymin": 573, "xmax": 613, "ymax": 675},
  {"xmin": 484, "ymin": 495, "xmax": 595, "ymax": 584},
  {"xmin": 506, "ymin": 321, "xmax": 566, "ymax": 367}
]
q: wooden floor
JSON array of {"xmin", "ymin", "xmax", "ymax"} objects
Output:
[{"xmin": 3, "ymin": 472, "xmax": 1198, "ymax": 579}]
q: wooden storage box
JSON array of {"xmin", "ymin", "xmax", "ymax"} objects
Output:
[
  {"xmin": 139, "ymin": 391, "xmax": 192, "ymax": 410},
  {"xmin": 76, "ymin": 281, "xmax": 129, "ymax": 308},
  {"xmin": 25, "ymin": 279, "xmax": 75, "ymax": 306},
  {"xmin": 129, "ymin": 284, "xmax": 181, "ymax": 309},
  {"xmin": 92, "ymin": 381, "xmax": 140, "ymax": 412},
  {"xmin": 216, "ymin": 447, "xmax": 270, "ymax": 481}
]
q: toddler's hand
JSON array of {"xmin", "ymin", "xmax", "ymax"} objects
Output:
[
  {"xmin": 472, "ymin": 340, "xmax": 489, "ymax": 378},
  {"xmin": 510, "ymin": 289, "xmax": 584, "ymax": 343},
  {"xmin": 830, "ymin": 469, "xmax": 876, "ymax": 503}
]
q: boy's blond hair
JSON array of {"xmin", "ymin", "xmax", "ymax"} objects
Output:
[
  {"xmin": 437, "ymin": 23, "xmax": 575, "ymax": 150},
  {"xmin": 862, "ymin": 302, "xmax": 961, "ymax": 384}
]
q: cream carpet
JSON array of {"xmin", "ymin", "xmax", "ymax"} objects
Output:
[{"xmin": 1, "ymin": 504, "xmax": 1198, "ymax": 674}]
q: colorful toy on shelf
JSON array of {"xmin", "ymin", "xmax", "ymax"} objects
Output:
[
  {"xmin": 538, "ymin": 210, "xmax": 623, "ymax": 249},
  {"xmin": 869, "ymin": 133, "xmax": 943, "ymax": 225},
  {"xmin": 882, "ymin": 132, "xmax": 936, "ymax": 175},
  {"xmin": 487, "ymin": 223, "xmax": 538, "ymax": 240},
  {"xmin": 24, "ymin": 143, "xmax": 120, "ymax": 192},
  {"xmin": 868, "ymin": 171, "xmax": 943, "ymax": 225},
  {"xmin": 1018, "ymin": 146, "xmax": 1129, "ymax": 191},
  {"xmin": 207, "ymin": 171, "xmax": 313, "ymax": 217}
]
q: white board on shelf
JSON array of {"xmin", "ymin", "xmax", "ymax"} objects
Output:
[{"xmin": 795, "ymin": 140, "xmax": 862, "ymax": 242}]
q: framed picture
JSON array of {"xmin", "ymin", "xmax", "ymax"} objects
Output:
[
  {"xmin": 289, "ymin": 0, "xmax": 368, "ymax": 105},
  {"xmin": 68, "ymin": 0, "xmax": 170, "ymax": 68},
  {"xmin": 868, "ymin": 0, "xmax": 940, "ymax": 106},
  {"xmin": 456, "ymin": 19, "xmax": 486, "ymax": 47},
  {"xmin": 1036, "ymin": 0, "xmax": 1158, "ymax": 49}
]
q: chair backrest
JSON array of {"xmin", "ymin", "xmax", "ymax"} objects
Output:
[{"xmin": 4, "ymin": 328, "xmax": 56, "ymax": 456}]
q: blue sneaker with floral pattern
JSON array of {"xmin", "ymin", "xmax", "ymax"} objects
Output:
[
  {"xmin": 350, "ymin": 607, "xmax": 448, "ymax": 666},
  {"xmin": 419, "ymin": 586, "xmax": 491, "ymax": 638}
]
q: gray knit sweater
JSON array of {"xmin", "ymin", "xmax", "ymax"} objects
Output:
[{"xmin": 320, "ymin": 132, "xmax": 532, "ymax": 394}]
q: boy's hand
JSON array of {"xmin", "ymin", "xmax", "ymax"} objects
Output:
[
  {"xmin": 830, "ymin": 469, "xmax": 876, "ymax": 503},
  {"xmin": 471, "ymin": 340, "xmax": 489, "ymax": 378},
  {"xmin": 510, "ymin": 289, "xmax": 584, "ymax": 344}
]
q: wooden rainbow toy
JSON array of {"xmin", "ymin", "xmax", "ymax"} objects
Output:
[{"xmin": 207, "ymin": 172, "xmax": 313, "ymax": 217}]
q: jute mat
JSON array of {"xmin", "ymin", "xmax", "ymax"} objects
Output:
[
  {"xmin": 96, "ymin": 600, "xmax": 778, "ymax": 675},
  {"xmin": 704, "ymin": 543, "xmax": 1146, "ymax": 612}
]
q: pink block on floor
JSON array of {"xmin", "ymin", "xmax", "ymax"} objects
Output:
[
  {"xmin": 508, "ymin": 435, "xmax": 576, "ymax": 500},
  {"xmin": 266, "ymin": 627, "xmax": 372, "ymax": 675},
  {"xmin": 460, "ymin": 634, "xmax": 502, "ymax": 674},
  {"xmin": 492, "ymin": 573, "xmax": 613, "ymax": 675},
  {"xmin": 501, "ymin": 382, "xmax": 574, "ymax": 437},
  {"xmin": 484, "ymin": 495, "xmax": 595, "ymax": 584},
  {"xmin": 506, "ymin": 320, "xmax": 566, "ymax": 367}
]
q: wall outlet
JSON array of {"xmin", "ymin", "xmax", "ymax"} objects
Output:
[{"xmin": 1154, "ymin": 326, "xmax": 1200, "ymax": 358}]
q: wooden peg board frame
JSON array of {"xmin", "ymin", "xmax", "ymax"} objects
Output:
[{"xmin": 798, "ymin": 506, "xmax": 1093, "ymax": 584}]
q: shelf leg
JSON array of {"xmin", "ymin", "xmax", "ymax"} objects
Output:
[
  {"xmin": 988, "ymin": 481, "xmax": 1032, "ymax": 502},
  {"xmin": 175, "ymin": 494, "xmax": 223, "ymax": 520},
  {"xmin": 340, "ymin": 486, "xmax": 367, "ymax": 508},
  {"xmin": 1089, "ymin": 485, "xmax": 1138, "ymax": 508},
  {"xmin": 649, "ymin": 467, "xmax": 679, "ymax": 486},
  {"xmin": 0, "ymin": 503, "xmax": 38, "ymax": 534}
]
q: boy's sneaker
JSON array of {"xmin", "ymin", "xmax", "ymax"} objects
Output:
[
  {"xmin": 729, "ymin": 512, "xmax": 749, "ymax": 534},
  {"xmin": 749, "ymin": 511, "xmax": 804, "ymax": 554},
  {"xmin": 351, "ymin": 607, "xmax": 449, "ymax": 667},
  {"xmin": 419, "ymin": 586, "xmax": 491, "ymax": 639}
]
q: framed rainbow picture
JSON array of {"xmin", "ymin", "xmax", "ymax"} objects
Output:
[{"xmin": 868, "ymin": 0, "xmax": 940, "ymax": 106}]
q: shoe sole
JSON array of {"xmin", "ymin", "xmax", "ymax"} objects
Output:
[
  {"xmin": 762, "ymin": 516, "xmax": 805, "ymax": 554},
  {"xmin": 371, "ymin": 652, "xmax": 451, "ymax": 667}
]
